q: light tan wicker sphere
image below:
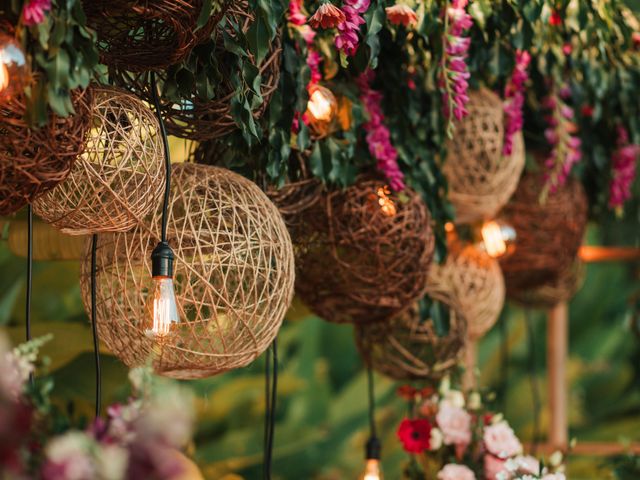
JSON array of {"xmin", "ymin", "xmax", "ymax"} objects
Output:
[
  {"xmin": 355, "ymin": 288, "xmax": 467, "ymax": 382},
  {"xmin": 444, "ymin": 88, "xmax": 524, "ymax": 224},
  {"xmin": 427, "ymin": 242, "xmax": 505, "ymax": 341},
  {"xmin": 80, "ymin": 163, "xmax": 295, "ymax": 379},
  {"xmin": 33, "ymin": 86, "xmax": 165, "ymax": 235}
]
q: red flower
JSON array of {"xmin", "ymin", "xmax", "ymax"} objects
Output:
[
  {"xmin": 581, "ymin": 104, "xmax": 594, "ymax": 117},
  {"xmin": 397, "ymin": 385, "xmax": 417, "ymax": 400},
  {"xmin": 549, "ymin": 9, "xmax": 562, "ymax": 26},
  {"xmin": 385, "ymin": 4, "xmax": 418, "ymax": 27},
  {"xmin": 632, "ymin": 32, "xmax": 640, "ymax": 49},
  {"xmin": 397, "ymin": 418, "xmax": 432, "ymax": 453},
  {"xmin": 308, "ymin": 3, "xmax": 346, "ymax": 29}
]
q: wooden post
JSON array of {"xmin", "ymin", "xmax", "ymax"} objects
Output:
[
  {"xmin": 463, "ymin": 340, "xmax": 477, "ymax": 392},
  {"xmin": 547, "ymin": 302, "xmax": 568, "ymax": 449}
]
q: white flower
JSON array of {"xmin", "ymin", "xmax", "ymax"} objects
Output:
[
  {"xmin": 438, "ymin": 463, "xmax": 476, "ymax": 480},
  {"xmin": 95, "ymin": 444, "xmax": 128, "ymax": 480},
  {"xmin": 45, "ymin": 432, "xmax": 96, "ymax": 480},
  {"xmin": 442, "ymin": 389, "xmax": 465, "ymax": 409},
  {"xmin": 430, "ymin": 427, "xmax": 444, "ymax": 450},
  {"xmin": 468, "ymin": 391, "xmax": 482, "ymax": 410},
  {"xmin": 483, "ymin": 421, "xmax": 523, "ymax": 459}
]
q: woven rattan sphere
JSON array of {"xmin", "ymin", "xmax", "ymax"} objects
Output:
[
  {"xmin": 84, "ymin": 0, "xmax": 227, "ymax": 72},
  {"xmin": 444, "ymin": 88, "xmax": 519, "ymax": 224},
  {"xmin": 112, "ymin": 1, "xmax": 281, "ymax": 141},
  {"xmin": 428, "ymin": 242, "xmax": 505, "ymax": 341},
  {"xmin": 499, "ymin": 174, "xmax": 588, "ymax": 296},
  {"xmin": 293, "ymin": 178, "xmax": 435, "ymax": 324},
  {"xmin": 80, "ymin": 163, "xmax": 295, "ymax": 379},
  {"xmin": 355, "ymin": 290, "xmax": 467, "ymax": 381},
  {"xmin": 0, "ymin": 88, "xmax": 92, "ymax": 216},
  {"xmin": 508, "ymin": 259, "xmax": 585, "ymax": 309},
  {"xmin": 33, "ymin": 86, "xmax": 165, "ymax": 235}
]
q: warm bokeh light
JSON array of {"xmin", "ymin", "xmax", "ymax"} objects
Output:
[
  {"xmin": 305, "ymin": 85, "xmax": 338, "ymax": 136},
  {"xmin": 359, "ymin": 459, "xmax": 383, "ymax": 480},
  {"xmin": 0, "ymin": 33, "xmax": 28, "ymax": 102},
  {"xmin": 376, "ymin": 186, "xmax": 397, "ymax": 217},
  {"xmin": 480, "ymin": 220, "xmax": 516, "ymax": 258},
  {"xmin": 145, "ymin": 276, "xmax": 180, "ymax": 339}
]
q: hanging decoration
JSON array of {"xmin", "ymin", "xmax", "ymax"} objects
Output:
[
  {"xmin": 0, "ymin": 86, "xmax": 92, "ymax": 216},
  {"xmin": 83, "ymin": 0, "xmax": 227, "ymax": 72},
  {"xmin": 443, "ymin": 88, "xmax": 525, "ymax": 224},
  {"xmin": 293, "ymin": 177, "xmax": 435, "ymax": 325},
  {"xmin": 355, "ymin": 292, "xmax": 467, "ymax": 381},
  {"xmin": 0, "ymin": 32, "xmax": 27, "ymax": 102},
  {"xmin": 499, "ymin": 174, "xmax": 588, "ymax": 297},
  {"xmin": 305, "ymin": 84, "xmax": 338, "ymax": 138},
  {"xmin": 80, "ymin": 163, "xmax": 295, "ymax": 379},
  {"xmin": 428, "ymin": 242, "xmax": 505, "ymax": 342},
  {"xmin": 6, "ymin": 219, "xmax": 85, "ymax": 261},
  {"xmin": 33, "ymin": 86, "xmax": 165, "ymax": 235}
]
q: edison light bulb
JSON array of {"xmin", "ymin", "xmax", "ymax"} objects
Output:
[
  {"xmin": 0, "ymin": 33, "xmax": 28, "ymax": 102},
  {"xmin": 305, "ymin": 85, "xmax": 338, "ymax": 137},
  {"xmin": 360, "ymin": 459, "xmax": 383, "ymax": 480},
  {"xmin": 480, "ymin": 220, "xmax": 516, "ymax": 258},
  {"xmin": 145, "ymin": 276, "xmax": 179, "ymax": 338}
]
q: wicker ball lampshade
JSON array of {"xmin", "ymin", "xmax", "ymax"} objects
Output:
[
  {"xmin": 499, "ymin": 175, "xmax": 588, "ymax": 296},
  {"xmin": 355, "ymin": 291, "xmax": 467, "ymax": 381},
  {"xmin": 0, "ymin": 88, "xmax": 92, "ymax": 216},
  {"xmin": 508, "ymin": 259, "xmax": 585, "ymax": 309},
  {"xmin": 428, "ymin": 242, "xmax": 505, "ymax": 341},
  {"xmin": 80, "ymin": 163, "xmax": 295, "ymax": 379},
  {"xmin": 444, "ymin": 88, "xmax": 523, "ymax": 225},
  {"xmin": 112, "ymin": 1, "xmax": 281, "ymax": 141},
  {"xmin": 83, "ymin": 0, "xmax": 227, "ymax": 72},
  {"xmin": 293, "ymin": 178, "xmax": 435, "ymax": 324},
  {"xmin": 33, "ymin": 86, "xmax": 165, "ymax": 235}
]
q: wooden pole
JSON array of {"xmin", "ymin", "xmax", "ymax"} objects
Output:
[
  {"xmin": 579, "ymin": 246, "xmax": 640, "ymax": 263},
  {"xmin": 547, "ymin": 302, "xmax": 569, "ymax": 449}
]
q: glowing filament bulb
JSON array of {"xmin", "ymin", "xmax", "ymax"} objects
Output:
[
  {"xmin": 481, "ymin": 221, "xmax": 506, "ymax": 258},
  {"xmin": 0, "ymin": 64, "xmax": 8, "ymax": 93},
  {"xmin": 360, "ymin": 459, "xmax": 383, "ymax": 480},
  {"xmin": 0, "ymin": 34, "xmax": 28, "ymax": 101},
  {"xmin": 307, "ymin": 88, "xmax": 334, "ymax": 122},
  {"xmin": 376, "ymin": 186, "xmax": 397, "ymax": 217},
  {"xmin": 146, "ymin": 276, "xmax": 179, "ymax": 338}
]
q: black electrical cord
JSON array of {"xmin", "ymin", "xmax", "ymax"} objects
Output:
[
  {"xmin": 263, "ymin": 344, "xmax": 271, "ymax": 480},
  {"xmin": 149, "ymin": 71, "xmax": 171, "ymax": 242},
  {"xmin": 26, "ymin": 204, "xmax": 33, "ymax": 385},
  {"xmin": 91, "ymin": 234, "xmax": 101, "ymax": 419},
  {"xmin": 525, "ymin": 310, "xmax": 541, "ymax": 454},
  {"xmin": 263, "ymin": 338, "xmax": 278, "ymax": 480},
  {"xmin": 367, "ymin": 366, "xmax": 377, "ymax": 439},
  {"xmin": 500, "ymin": 310, "xmax": 509, "ymax": 413}
]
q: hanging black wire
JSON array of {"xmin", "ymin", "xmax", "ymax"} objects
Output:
[
  {"xmin": 499, "ymin": 310, "xmax": 509, "ymax": 413},
  {"xmin": 525, "ymin": 310, "xmax": 541, "ymax": 454},
  {"xmin": 262, "ymin": 344, "xmax": 272, "ymax": 480},
  {"xmin": 26, "ymin": 205, "xmax": 33, "ymax": 385},
  {"xmin": 149, "ymin": 71, "xmax": 171, "ymax": 241},
  {"xmin": 263, "ymin": 338, "xmax": 278, "ymax": 480},
  {"xmin": 90, "ymin": 234, "xmax": 101, "ymax": 418},
  {"xmin": 367, "ymin": 367, "xmax": 377, "ymax": 439}
]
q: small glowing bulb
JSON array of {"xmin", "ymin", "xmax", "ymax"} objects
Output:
[
  {"xmin": 145, "ymin": 276, "xmax": 180, "ymax": 338},
  {"xmin": 0, "ymin": 64, "xmax": 8, "ymax": 92},
  {"xmin": 307, "ymin": 88, "xmax": 334, "ymax": 122},
  {"xmin": 360, "ymin": 459, "xmax": 383, "ymax": 480},
  {"xmin": 480, "ymin": 220, "xmax": 516, "ymax": 258},
  {"xmin": 376, "ymin": 186, "xmax": 397, "ymax": 217}
]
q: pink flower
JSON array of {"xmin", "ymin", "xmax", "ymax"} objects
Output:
[
  {"xmin": 542, "ymin": 474, "xmax": 566, "ymax": 480},
  {"xmin": 510, "ymin": 455, "xmax": 540, "ymax": 475},
  {"xmin": 435, "ymin": 402, "xmax": 472, "ymax": 447},
  {"xmin": 308, "ymin": 2, "xmax": 346, "ymax": 29},
  {"xmin": 386, "ymin": 4, "xmax": 418, "ymax": 27},
  {"xmin": 484, "ymin": 454, "xmax": 508, "ymax": 480},
  {"xmin": 483, "ymin": 421, "xmax": 522, "ymax": 459},
  {"xmin": 609, "ymin": 125, "xmax": 639, "ymax": 209},
  {"xmin": 22, "ymin": 0, "xmax": 51, "ymax": 26},
  {"xmin": 288, "ymin": 0, "xmax": 307, "ymax": 26},
  {"xmin": 335, "ymin": 0, "xmax": 370, "ymax": 56},
  {"xmin": 438, "ymin": 463, "xmax": 476, "ymax": 480},
  {"xmin": 357, "ymin": 70, "xmax": 405, "ymax": 191},
  {"xmin": 503, "ymin": 50, "xmax": 530, "ymax": 155}
]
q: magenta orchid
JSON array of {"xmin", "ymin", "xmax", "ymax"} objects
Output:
[
  {"xmin": 22, "ymin": 0, "xmax": 52, "ymax": 26},
  {"xmin": 609, "ymin": 126, "xmax": 639, "ymax": 210},
  {"xmin": 503, "ymin": 50, "xmax": 531, "ymax": 156},
  {"xmin": 335, "ymin": 0, "xmax": 370, "ymax": 57}
]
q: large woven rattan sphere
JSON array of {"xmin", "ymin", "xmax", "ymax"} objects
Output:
[
  {"xmin": 293, "ymin": 178, "xmax": 435, "ymax": 324},
  {"xmin": 33, "ymin": 86, "xmax": 165, "ymax": 235},
  {"xmin": 428, "ymin": 242, "xmax": 505, "ymax": 341},
  {"xmin": 0, "ymin": 88, "xmax": 92, "ymax": 216},
  {"xmin": 80, "ymin": 163, "xmax": 295, "ymax": 379},
  {"xmin": 83, "ymin": 0, "xmax": 227, "ymax": 72},
  {"xmin": 499, "ymin": 174, "xmax": 588, "ymax": 296},
  {"xmin": 355, "ymin": 290, "xmax": 467, "ymax": 381},
  {"xmin": 444, "ymin": 88, "xmax": 521, "ymax": 224}
]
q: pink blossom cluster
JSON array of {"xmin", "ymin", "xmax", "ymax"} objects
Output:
[
  {"xmin": 503, "ymin": 50, "xmax": 531, "ymax": 156},
  {"xmin": 335, "ymin": 0, "xmax": 370, "ymax": 56},
  {"xmin": 609, "ymin": 126, "xmax": 640, "ymax": 209},
  {"xmin": 441, "ymin": 0, "xmax": 473, "ymax": 121},
  {"xmin": 357, "ymin": 69, "xmax": 405, "ymax": 191},
  {"xmin": 22, "ymin": 0, "xmax": 51, "ymax": 26},
  {"xmin": 542, "ymin": 93, "xmax": 581, "ymax": 195}
]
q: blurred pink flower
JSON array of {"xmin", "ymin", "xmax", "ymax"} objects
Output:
[
  {"xmin": 436, "ymin": 402, "xmax": 472, "ymax": 447},
  {"xmin": 609, "ymin": 126, "xmax": 639, "ymax": 209},
  {"xmin": 335, "ymin": 0, "xmax": 370, "ymax": 56},
  {"xmin": 483, "ymin": 421, "xmax": 522, "ymax": 459},
  {"xmin": 438, "ymin": 463, "xmax": 476, "ymax": 480},
  {"xmin": 503, "ymin": 50, "xmax": 530, "ymax": 155},
  {"xmin": 484, "ymin": 454, "xmax": 508, "ymax": 480},
  {"xmin": 22, "ymin": 0, "xmax": 51, "ymax": 26}
]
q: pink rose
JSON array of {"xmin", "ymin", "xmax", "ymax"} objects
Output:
[
  {"xmin": 513, "ymin": 455, "xmax": 540, "ymax": 475},
  {"xmin": 542, "ymin": 475, "xmax": 566, "ymax": 480},
  {"xmin": 483, "ymin": 421, "xmax": 522, "ymax": 459},
  {"xmin": 484, "ymin": 454, "xmax": 508, "ymax": 480},
  {"xmin": 436, "ymin": 402, "xmax": 472, "ymax": 446},
  {"xmin": 437, "ymin": 463, "xmax": 476, "ymax": 480}
]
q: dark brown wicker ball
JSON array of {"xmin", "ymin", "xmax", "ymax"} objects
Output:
[
  {"xmin": 292, "ymin": 177, "xmax": 436, "ymax": 325},
  {"xmin": 83, "ymin": 0, "xmax": 228, "ymax": 72},
  {"xmin": 499, "ymin": 174, "xmax": 588, "ymax": 296},
  {"xmin": 0, "ymin": 88, "xmax": 92, "ymax": 216},
  {"xmin": 111, "ymin": 1, "xmax": 281, "ymax": 141},
  {"xmin": 355, "ymin": 292, "xmax": 467, "ymax": 381}
]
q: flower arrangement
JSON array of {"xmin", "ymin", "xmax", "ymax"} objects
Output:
[
  {"xmin": 0, "ymin": 333, "xmax": 197, "ymax": 480},
  {"xmin": 395, "ymin": 380, "xmax": 566, "ymax": 480}
]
